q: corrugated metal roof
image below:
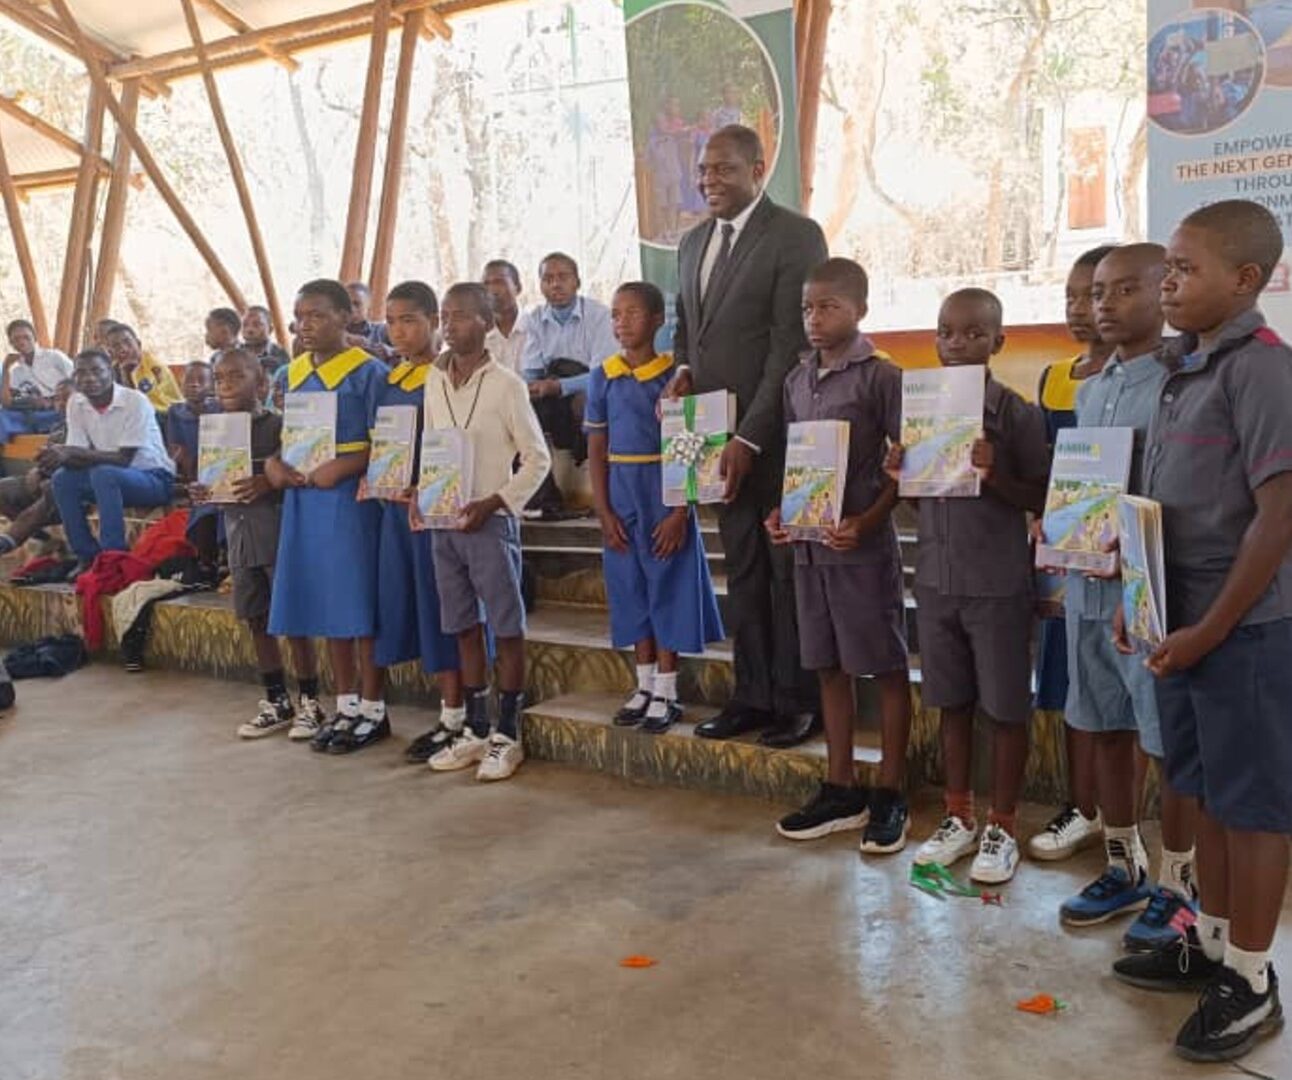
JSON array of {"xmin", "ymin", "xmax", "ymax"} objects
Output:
[{"xmin": 0, "ymin": 109, "xmax": 79, "ymax": 177}]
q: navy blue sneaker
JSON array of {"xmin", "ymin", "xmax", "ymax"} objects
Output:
[
  {"xmin": 1059, "ymin": 865, "xmax": 1152, "ymax": 927},
  {"xmin": 1123, "ymin": 885, "xmax": 1197, "ymax": 953}
]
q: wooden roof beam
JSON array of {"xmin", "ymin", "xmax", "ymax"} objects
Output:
[
  {"xmin": 12, "ymin": 164, "xmax": 79, "ymax": 190},
  {"xmin": 0, "ymin": 126, "xmax": 49, "ymax": 342},
  {"xmin": 194, "ymin": 0, "xmax": 299, "ymax": 72},
  {"xmin": 0, "ymin": 93, "xmax": 112, "ymax": 173}
]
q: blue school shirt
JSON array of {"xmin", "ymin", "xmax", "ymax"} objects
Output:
[
  {"xmin": 284, "ymin": 347, "xmax": 388, "ymax": 451},
  {"xmin": 583, "ymin": 352, "xmax": 676, "ymax": 456}
]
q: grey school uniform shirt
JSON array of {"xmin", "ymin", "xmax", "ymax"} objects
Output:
[
  {"xmin": 1066, "ymin": 348, "xmax": 1167, "ymax": 621},
  {"xmin": 782, "ymin": 333, "xmax": 902, "ymax": 570},
  {"xmin": 914, "ymin": 373, "xmax": 1050, "ymax": 597},
  {"xmin": 224, "ymin": 410, "xmax": 283, "ymax": 570},
  {"xmin": 1145, "ymin": 309, "xmax": 1292, "ymax": 630}
]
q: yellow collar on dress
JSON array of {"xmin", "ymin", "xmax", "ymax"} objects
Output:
[
  {"xmin": 602, "ymin": 352, "xmax": 674, "ymax": 382},
  {"xmin": 287, "ymin": 347, "xmax": 370, "ymax": 391},
  {"xmin": 387, "ymin": 360, "xmax": 430, "ymax": 391}
]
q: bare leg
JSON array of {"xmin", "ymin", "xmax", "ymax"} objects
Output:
[
  {"xmin": 1196, "ymin": 805, "xmax": 1231, "ymax": 919},
  {"xmin": 328, "ymin": 638, "xmax": 357, "ymax": 696},
  {"xmin": 634, "ymin": 639, "xmax": 658, "ymax": 666},
  {"xmin": 1067, "ymin": 724, "xmax": 1098, "ymax": 819},
  {"xmin": 990, "ymin": 720, "xmax": 1030, "ymax": 822},
  {"xmin": 287, "ymin": 637, "xmax": 318, "ymax": 680},
  {"xmin": 495, "ymin": 636, "xmax": 525, "ymax": 694},
  {"xmin": 1094, "ymin": 730, "xmax": 1138, "ymax": 829},
  {"xmin": 657, "ymin": 647, "xmax": 677, "ymax": 675},
  {"xmin": 357, "ymin": 637, "xmax": 382, "ymax": 700},
  {"xmin": 1227, "ymin": 830, "xmax": 1291, "ymax": 951},
  {"xmin": 818, "ymin": 667, "xmax": 856, "ymax": 787},
  {"xmin": 940, "ymin": 704, "xmax": 975, "ymax": 796},
  {"xmin": 249, "ymin": 617, "xmax": 283, "ymax": 675},
  {"xmin": 1160, "ymin": 781, "xmax": 1198, "ymax": 854},
  {"xmin": 875, "ymin": 669, "xmax": 912, "ymax": 791},
  {"xmin": 436, "ymin": 667, "xmax": 463, "ymax": 709},
  {"xmin": 458, "ymin": 624, "xmax": 488, "ymax": 687}
]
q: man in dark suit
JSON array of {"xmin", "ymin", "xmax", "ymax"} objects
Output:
[{"xmin": 665, "ymin": 124, "xmax": 828, "ymax": 747}]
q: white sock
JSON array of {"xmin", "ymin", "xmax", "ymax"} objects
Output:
[
  {"xmin": 441, "ymin": 704, "xmax": 466, "ymax": 732},
  {"xmin": 1225, "ymin": 942, "xmax": 1271, "ymax": 995},
  {"xmin": 359, "ymin": 698, "xmax": 386, "ymax": 721},
  {"xmin": 336, "ymin": 692, "xmax": 360, "ymax": 717},
  {"xmin": 1197, "ymin": 911, "xmax": 1230, "ymax": 963},
  {"xmin": 1158, "ymin": 847, "xmax": 1196, "ymax": 901},
  {"xmin": 636, "ymin": 663, "xmax": 657, "ymax": 694},
  {"xmin": 653, "ymin": 670, "xmax": 679, "ymax": 703},
  {"xmin": 1104, "ymin": 824, "xmax": 1145, "ymax": 880}
]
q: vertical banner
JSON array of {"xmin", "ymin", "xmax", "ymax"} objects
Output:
[
  {"xmin": 1147, "ymin": 1, "xmax": 1292, "ymax": 335},
  {"xmin": 623, "ymin": 0, "xmax": 802, "ymax": 294}
]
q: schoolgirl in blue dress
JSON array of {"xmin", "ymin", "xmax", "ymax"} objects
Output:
[
  {"xmin": 266, "ymin": 279, "xmax": 389, "ymax": 755},
  {"xmin": 585, "ymin": 281, "xmax": 723, "ymax": 734},
  {"xmin": 372, "ymin": 281, "xmax": 485, "ymax": 764}
]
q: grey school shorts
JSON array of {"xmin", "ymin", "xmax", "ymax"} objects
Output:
[
  {"xmin": 794, "ymin": 561, "xmax": 907, "ymax": 678},
  {"xmin": 1063, "ymin": 613, "xmax": 1163, "ymax": 757},
  {"xmin": 232, "ymin": 564, "xmax": 273, "ymax": 622},
  {"xmin": 431, "ymin": 515, "xmax": 525, "ymax": 638},
  {"xmin": 914, "ymin": 588, "xmax": 1034, "ymax": 725},
  {"xmin": 1156, "ymin": 618, "xmax": 1292, "ymax": 833}
]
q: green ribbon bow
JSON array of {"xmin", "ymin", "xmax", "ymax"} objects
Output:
[{"xmin": 664, "ymin": 395, "xmax": 729, "ymax": 502}]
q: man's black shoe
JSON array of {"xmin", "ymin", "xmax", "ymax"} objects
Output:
[
  {"xmin": 694, "ymin": 704, "xmax": 769, "ymax": 740},
  {"xmin": 759, "ymin": 712, "xmax": 822, "ymax": 749}
]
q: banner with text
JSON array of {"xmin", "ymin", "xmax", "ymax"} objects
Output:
[
  {"xmin": 1148, "ymin": 1, "xmax": 1292, "ymax": 335},
  {"xmin": 623, "ymin": 0, "xmax": 801, "ymax": 295}
]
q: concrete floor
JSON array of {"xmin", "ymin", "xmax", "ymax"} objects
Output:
[{"xmin": 1, "ymin": 669, "xmax": 1289, "ymax": 1080}]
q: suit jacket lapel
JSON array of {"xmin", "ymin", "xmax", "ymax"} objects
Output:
[
  {"xmin": 698, "ymin": 197, "xmax": 774, "ymax": 338},
  {"xmin": 685, "ymin": 219, "xmax": 713, "ymax": 332}
]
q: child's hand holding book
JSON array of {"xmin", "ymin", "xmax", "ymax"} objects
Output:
[{"xmin": 763, "ymin": 507, "xmax": 792, "ymax": 546}]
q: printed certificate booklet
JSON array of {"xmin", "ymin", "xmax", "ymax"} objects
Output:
[
  {"xmin": 1036, "ymin": 426, "xmax": 1134, "ymax": 575},
  {"xmin": 1117, "ymin": 494, "xmax": 1167, "ymax": 651},
  {"xmin": 661, "ymin": 390, "xmax": 736, "ymax": 506},
  {"xmin": 281, "ymin": 391, "xmax": 337, "ymax": 475},
  {"xmin": 360, "ymin": 405, "xmax": 417, "ymax": 500},
  {"xmin": 899, "ymin": 366, "xmax": 984, "ymax": 497},
  {"xmin": 781, "ymin": 420, "xmax": 850, "ymax": 542},
  {"xmin": 197, "ymin": 412, "xmax": 251, "ymax": 503},
  {"xmin": 412, "ymin": 427, "xmax": 474, "ymax": 530}
]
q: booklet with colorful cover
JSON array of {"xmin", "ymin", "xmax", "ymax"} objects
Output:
[
  {"xmin": 661, "ymin": 390, "xmax": 736, "ymax": 507},
  {"xmin": 1117, "ymin": 494, "xmax": 1167, "ymax": 651},
  {"xmin": 898, "ymin": 366, "xmax": 984, "ymax": 497},
  {"xmin": 411, "ymin": 427, "xmax": 474, "ymax": 530},
  {"xmin": 781, "ymin": 420, "xmax": 850, "ymax": 542},
  {"xmin": 281, "ymin": 391, "xmax": 337, "ymax": 475},
  {"xmin": 196, "ymin": 411, "xmax": 251, "ymax": 503},
  {"xmin": 359, "ymin": 405, "xmax": 417, "ymax": 500},
  {"xmin": 1036, "ymin": 426, "xmax": 1134, "ymax": 575}
]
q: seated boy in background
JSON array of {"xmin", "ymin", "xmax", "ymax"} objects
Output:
[
  {"xmin": 767, "ymin": 258, "xmax": 912, "ymax": 854},
  {"xmin": 166, "ymin": 360, "xmax": 221, "ymax": 567},
  {"xmin": 1110, "ymin": 200, "xmax": 1292, "ymax": 1065},
  {"xmin": 885, "ymin": 289, "xmax": 1050, "ymax": 885},
  {"xmin": 205, "ymin": 308, "xmax": 242, "ymax": 362},
  {"xmin": 0, "ymin": 378, "xmax": 73, "ymax": 555}
]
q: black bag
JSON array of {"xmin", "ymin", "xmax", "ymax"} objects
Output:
[{"xmin": 4, "ymin": 634, "xmax": 88, "ymax": 679}]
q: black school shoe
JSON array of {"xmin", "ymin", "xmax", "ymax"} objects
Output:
[
  {"xmin": 1112, "ymin": 927, "xmax": 1222, "ymax": 992},
  {"xmin": 310, "ymin": 715, "xmax": 346, "ymax": 753},
  {"xmin": 405, "ymin": 726, "xmax": 455, "ymax": 764},
  {"xmin": 1175, "ymin": 966, "xmax": 1283, "ymax": 1063},
  {"xmin": 776, "ymin": 782, "xmax": 870, "ymax": 841},
  {"xmin": 328, "ymin": 712, "xmax": 392, "ymax": 755},
  {"xmin": 859, "ymin": 788, "xmax": 910, "ymax": 855},
  {"xmin": 614, "ymin": 690, "xmax": 652, "ymax": 727},
  {"xmin": 640, "ymin": 697, "xmax": 683, "ymax": 735}
]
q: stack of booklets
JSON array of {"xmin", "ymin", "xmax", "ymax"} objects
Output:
[
  {"xmin": 1117, "ymin": 495, "xmax": 1167, "ymax": 650},
  {"xmin": 780, "ymin": 420, "xmax": 850, "ymax": 541},
  {"xmin": 359, "ymin": 405, "xmax": 417, "ymax": 500},
  {"xmin": 898, "ymin": 366, "xmax": 984, "ymax": 497},
  {"xmin": 281, "ymin": 391, "xmax": 337, "ymax": 475},
  {"xmin": 412, "ymin": 427, "xmax": 474, "ymax": 530},
  {"xmin": 196, "ymin": 412, "xmax": 251, "ymax": 503},
  {"xmin": 1035, "ymin": 427, "xmax": 1134, "ymax": 575},
  {"xmin": 661, "ymin": 390, "xmax": 736, "ymax": 507}
]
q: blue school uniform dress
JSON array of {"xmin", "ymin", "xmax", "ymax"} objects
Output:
[
  {"xmin": 373, "ymin": 361, "xmax": 461, "ymax": 673},
  {"xmin": 268, "ymin": 348, "xmax": 386, "ymax": 639},
  {"xmin": 585, "ymin": 353, "xmax": 723, "ymax": 654}
]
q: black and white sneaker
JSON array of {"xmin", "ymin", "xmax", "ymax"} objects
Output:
[
  {"xmin": 1112, "ymin": 927, "xmax": 1223, "ymax": 992},
  {"xmin": 776, "ymin": 782, "xmax": 869, "ymax": 841},
  {"xmin": 1175, "ymin": 966, "xmax": 1283, "ymax": 1063},
  {"xmin": 310, "ymin": 714, "xmax": 350, "ymax": 753},
  {"xmin": 237, "ymin": 697, "xmax": 295, "ymax": 739},
  {"xmin": 328, "ymin": 713, "xmax": 392, "ymax": 754},
  {"xmin": 640, "ymin": 697, "xmax": 682, "ymax": 735},
  {"xmin": 859, "ymin": 788, "xmax": 909, "ymax": 854},
  {"xmin": 614, "ymin": 690, "xmax": 652, "ymax": 727},
  {"xmin": 405, "ymin": 725, "xmax": 455, "ymax": 764}
]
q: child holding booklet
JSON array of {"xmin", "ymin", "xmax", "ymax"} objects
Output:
[
  {"xmin": 766, "ymin": 258, "xmax": 912, "ymax": 853},
  {"xmin": 422, "ymin": 284, "xmax": 550, "ymax": 782},
  {"xmin": 585, "ymin": 282, "xmax": 723, "ymax": 734},
  {"xmin": 1110, "ymin": 201, "xmax": 1292, "ymax": 1065},
  {"xmin": 369, "ymin": 281, "xmax": 480, "ymax": 764},
  {"xmin": 266, "ymin": 280, "xmax": 390, "ymax": 752},
  {"xmin": 884, "ymin": 288, "xmax": 1050, "ymax": 884},
  {"xmin": 193, "ymin": 348, "xmax": 325, "ymax": 739}
]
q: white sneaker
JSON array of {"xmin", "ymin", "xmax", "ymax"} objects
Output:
[
  {"xmin": 1026, "ymin": 804, "xmax": 1101, "ymax": 862},
  {"xmin": 237, "ymin": 698, "xmax": 295, "ymax": 739},
  {"xmin": 428, "ymin": 728, "xmax": 490, "ymax": 772},
  {"xmin": 971, "ymin": 824, "xmax": 1021, "ymax": 884},
  {"xmin": 476, "ymin": 733, "xmax": 523, "ymax": 782},
  {"xmin": 288, "ymin": 696, "xmax": 326, "ymax": 741},
  {"xmin": 914, "ymin": 815, "xmax": 979, "ymax": 867}
]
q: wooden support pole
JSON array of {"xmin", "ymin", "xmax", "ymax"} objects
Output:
[
  {"xmin": 55, "ymin": 83, "xmax": 105, "ymax": 351},
  {"xmin": 49, "ymin": 0, "xmax": 247, "ymax": 311},
  {"xmin": 90, "ymin": 78, "xmax": 140, "ymax": 328},
  {"xmin": 195, "ymin": 0, "xmax": 300, "ymax": 71},
  {"xmin": 68, "ymin": 212, "xmax": 94, "ymax": 350},
  {"xmin": 0, "ymin": 126, "xmax": 49, "ymax": 343},
  {"xmin": 13, "ymin": 166, "xmax": 80, "ymax": 192},
  {"xmin": 367, "ymin": 8, "xmax": 421, "ymax": 319},
  {"xmin": 339, "ymin": 0, "xmax": 392, "ymax": 283},
  {"xmin": 181, "ymin": 0, "xmax": 287, "ymax": 346},
  {"xmin": 796, "ymin": 0, "xmax": 830, "ymax": 211},
  {"xmin": 0, "ymin": 94, "xmax": 112, "ymax": 173}
]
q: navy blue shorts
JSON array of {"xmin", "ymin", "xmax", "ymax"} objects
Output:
[{"xmin": 1155, "ymin": 618, "xmax": 1292, "ymax": 833}]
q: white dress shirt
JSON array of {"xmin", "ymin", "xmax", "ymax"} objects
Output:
[
  {"xmin": 9, "ymin": 347, "xmax": 73, "ymax": 397},
  {"xmin": 699, "ymin": 191, "xmax": 764, "ymax": 300},
  {"xmin": 65, "ymin": 384, "xmax": 176, "ymax": 474},
  {"xmin": 485, "ymin": 312, "xmax": 529, "ymax": 376}
]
